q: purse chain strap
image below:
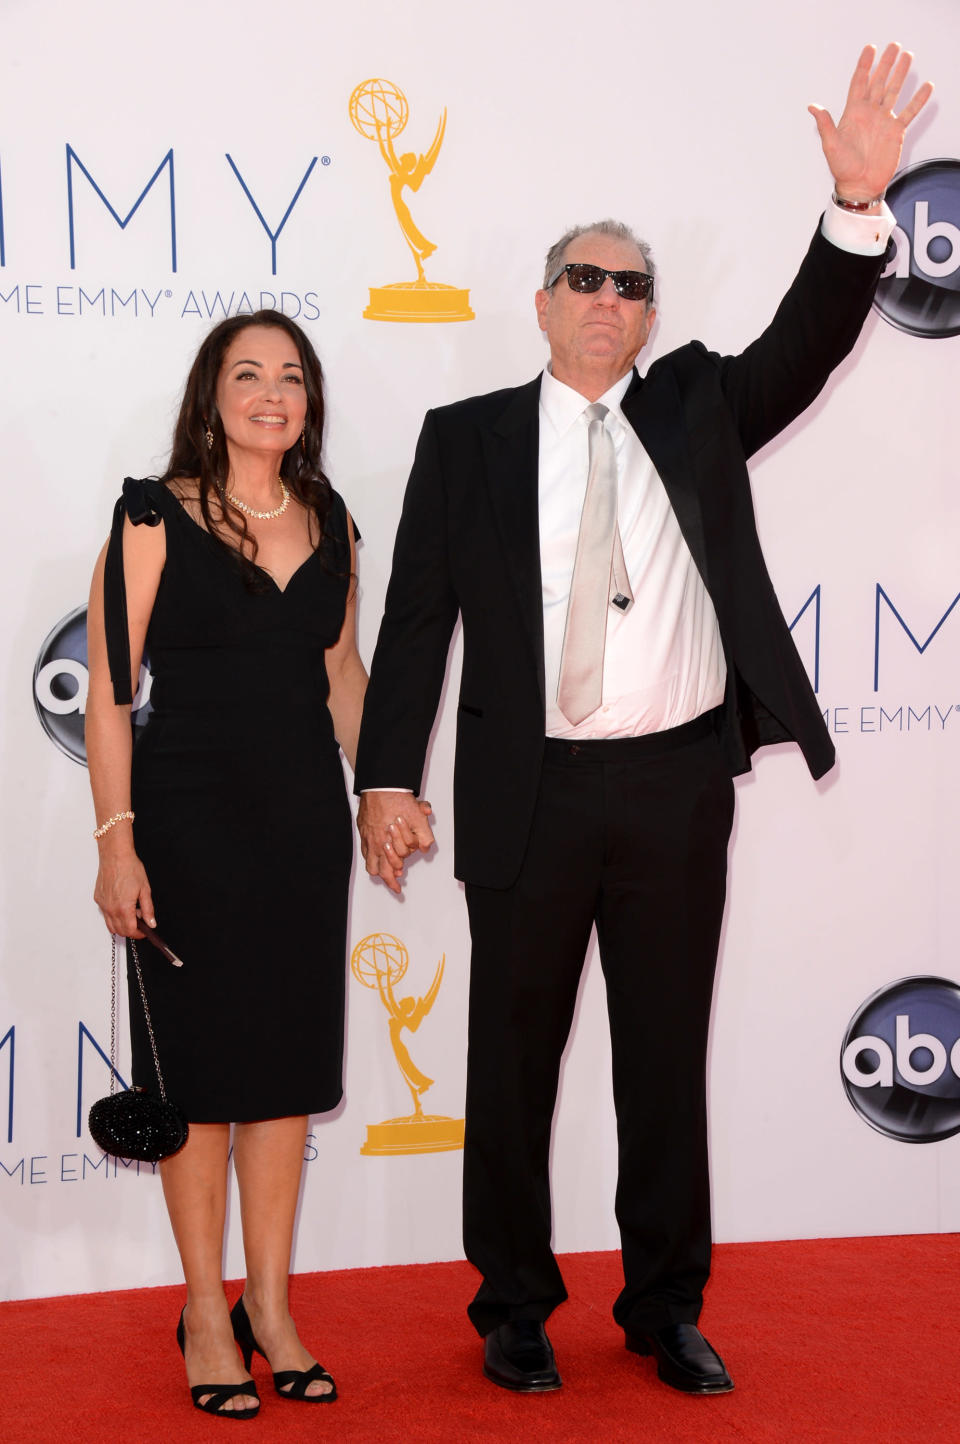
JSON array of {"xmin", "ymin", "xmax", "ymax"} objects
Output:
[{"xmin": 110, "ymin": 934, "xmax": 170, "ymax": 1104}]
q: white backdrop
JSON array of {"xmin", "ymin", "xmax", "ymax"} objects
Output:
[{"xmin": 1, "ymin": 0, "xmax": 958, "ymax": 1302}]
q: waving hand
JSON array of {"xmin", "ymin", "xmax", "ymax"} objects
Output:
[{"xmin": 809, "ymin": 43, "xmax": 934, "ymax": 203}]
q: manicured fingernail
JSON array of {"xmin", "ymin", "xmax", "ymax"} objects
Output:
[{"xmin": 147, "ymin": 916, "xmax": 157, "ymax": 927}]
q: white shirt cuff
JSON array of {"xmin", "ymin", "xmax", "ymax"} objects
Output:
[
  {"xmin": 360, "ymin": 788, "xmax": 413, "ymax": 793},
  {"xmin": 821, "ymin": 196, "xmax": 895, "ymax": 256}
]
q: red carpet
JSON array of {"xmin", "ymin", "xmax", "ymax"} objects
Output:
[{"xmin": 2, "ymin": 1236, "xmax": 955, "ymax": 1442}]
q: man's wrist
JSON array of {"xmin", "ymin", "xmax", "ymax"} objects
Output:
[{"xmin": 831, "ymin": 188, "xmax": 885, "ymax": 214}]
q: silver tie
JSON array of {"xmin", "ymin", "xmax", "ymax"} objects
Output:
[{"xmin": 556, "ymin": 403, "xmax": 634, "ymax": 726}]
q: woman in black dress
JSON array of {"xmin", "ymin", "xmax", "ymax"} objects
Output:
[{"xmin": 86, "ymin": 311, "xmax": 377, "ymax": 1418}]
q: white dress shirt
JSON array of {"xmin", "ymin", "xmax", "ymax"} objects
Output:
[{"xmin": 540, "ymin": 368, "xmax": 726, "ymax": 738}]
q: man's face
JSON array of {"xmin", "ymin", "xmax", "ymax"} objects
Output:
[{"xmin": 534, "ymin": 232, "xmax": 656, "ymax": 386}]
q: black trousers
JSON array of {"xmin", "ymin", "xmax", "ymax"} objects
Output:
[{"xmin": 462, "ymin": 711, "xmax": 734, "ymax": 1338}]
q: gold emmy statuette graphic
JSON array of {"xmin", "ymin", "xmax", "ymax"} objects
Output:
[
  {"xmin": 348, "ymin": 78, "xmax": 474, "ymax": 323},
  {"xmin": 351, "ymin": 932, "xmax": 465, "ymax": 1155}
]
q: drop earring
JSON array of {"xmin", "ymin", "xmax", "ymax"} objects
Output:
[{"xmin": 204, "ymin": 424, "xmax": 214, "ymax": 451}]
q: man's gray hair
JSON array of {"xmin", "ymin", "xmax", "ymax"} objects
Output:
[{"xmin": 542, "ymin": 219, "xmax": 656, "ymax": 295}]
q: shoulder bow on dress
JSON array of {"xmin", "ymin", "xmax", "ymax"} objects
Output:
[{"xmin": 103, "ymin": 477, "xmax": 164, "ymax": 706}]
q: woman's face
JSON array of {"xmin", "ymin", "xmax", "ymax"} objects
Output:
[{"xmin": 214, "ymin": 325, "xmax": 308, "ymax": 463}]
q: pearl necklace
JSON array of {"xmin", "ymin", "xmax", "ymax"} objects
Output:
[{"xmin": 225, "ymin": 480, "xmax": 291, "ymax": 521}]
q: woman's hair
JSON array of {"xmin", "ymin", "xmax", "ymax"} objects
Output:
[{"xmin": 160, "ymin": 309, "xmax": 333, "ymax": 588}]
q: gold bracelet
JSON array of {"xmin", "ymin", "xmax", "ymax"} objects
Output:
[{"xmin": 94, "ymin": 810, "xmax": 135, "ymax": 839}]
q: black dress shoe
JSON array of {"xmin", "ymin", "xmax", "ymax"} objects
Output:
[
  {"xmin": 483, "ymin": 1320, "xmax": 562, "ymax": 1392},
  {"xmin": 626, "ymin": 1323, "xmax": 733, "ymax": 1394}
]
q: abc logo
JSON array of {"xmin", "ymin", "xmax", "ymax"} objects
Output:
[
  {"xmin": 874, "ymin": 158, "xmax": 960, "ymax": 339},
  {"xmin": 33, "ymin": 605, "xmax": 153, "ymax": 766},
  {"xmin": 841, "ymin": 976, "xmax": 960, "ymax": 1143}
]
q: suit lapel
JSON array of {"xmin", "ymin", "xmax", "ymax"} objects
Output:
[
  {"xmin": 479, "ymin": 376, "xmax": 546, "ymax": 705},
  {"xmin": 622, "ymin": 365, "xmax": 710, "ymax": 586}
]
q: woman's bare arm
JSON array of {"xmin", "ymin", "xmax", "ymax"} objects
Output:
[
  {"xmin": 86, "ymin": 514, "xmax": 165, "ymax": 936},
  {"xmin": 324, "ymin": 514, "xmax": 368, "ymax": 772}
]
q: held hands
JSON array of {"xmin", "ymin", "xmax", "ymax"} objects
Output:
[
  {"xmin": 809, "ymin": 43, "xmax": 934, "ymax": 203},
  {"xmin": 94, "ymin": 840, "xmax": 156, "ymax": 938},
  {"xmin": 357, "ymin": 792, "xmax": 435, "ymax": 894}
]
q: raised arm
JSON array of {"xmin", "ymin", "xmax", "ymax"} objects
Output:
[
  {"xmin": 808, "ymin": 42, "xmax": 934, "ymax": 208},
  {"xmin": 695, "ymin": 43, "xmax": 932, "ymax": 457}
]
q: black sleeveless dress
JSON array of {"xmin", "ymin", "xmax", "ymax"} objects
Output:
[{"xmin": 104, "ymin": 477, "xmax": 354, "ymax": 1122}]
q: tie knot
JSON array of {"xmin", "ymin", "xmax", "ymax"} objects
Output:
[{"xmin": 584, "ymin": 402, "xmax": 609, "ymax": 426}]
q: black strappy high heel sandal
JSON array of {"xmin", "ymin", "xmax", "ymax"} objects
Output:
[
  {"xmin": 177, "ymin": 1308, "xmax": 261, "ymax": 1420},
  {"xmin": 230, "ymin": 1295, "xmax": 337, "ymax": 1403}
]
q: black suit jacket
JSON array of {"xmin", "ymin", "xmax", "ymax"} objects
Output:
[{"xmin": 355, "ymin": 225, "xmax": 888, "ymax": 888}]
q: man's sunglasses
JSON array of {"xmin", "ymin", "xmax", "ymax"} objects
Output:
[{"xmin": 546, "ymin": 263, "xmax": 654, "ymax": 303}]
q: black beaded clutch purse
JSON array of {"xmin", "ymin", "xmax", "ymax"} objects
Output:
[{"xmin": 88, "ymin": 937, "xmax": 188, "ymax": 1163}]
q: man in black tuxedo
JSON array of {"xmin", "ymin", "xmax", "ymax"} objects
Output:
[{"xmin": 355, "ymin": 45, "xmax": 931, "ymax": 1396}]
